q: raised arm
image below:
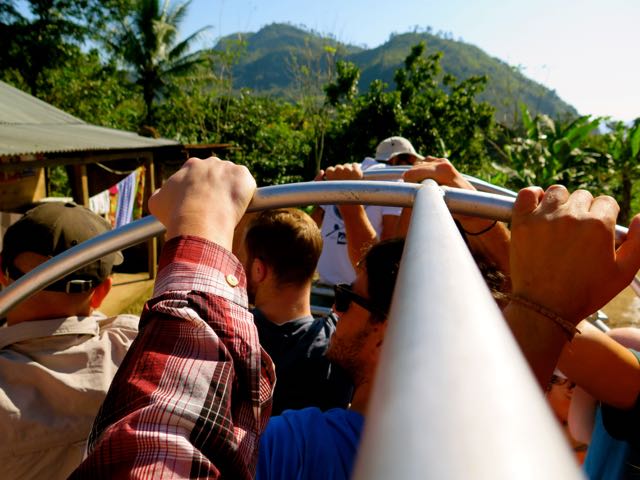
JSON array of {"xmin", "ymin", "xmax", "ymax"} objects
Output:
[
  {"xmin": 558, "ymin": 321, "xmax": 640, "ymax": 410},
  {"xmin": 504, "ymin": 185, "xmax": 640, "ymax": 387},
  {"xmin": 325, "ymin": 163, "xmax": 378, "ymax": 269},
  {"xmin": 399, "ymin": 158, "xmax": 511, "ymax": 275},
  {"xmin": 71, "ymin": 157, "xmax": 275, "ymax": 479}
]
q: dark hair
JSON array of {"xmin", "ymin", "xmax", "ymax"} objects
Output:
[
  {"xmin": 362, "ymin": 238, "xmax": 405, "ymax": 322},
  {"xmin": 359, "ymin": 237, "xmax": 508, "ymax": 322},
  {"xmin": 245, "ymin": 208, "xmax": 322, "ymax": 285}
]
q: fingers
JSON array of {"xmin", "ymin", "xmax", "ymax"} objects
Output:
[
  {"xmin": 515, "ymin": 186, "xmax": 615, "ymax": 223},
  {"xmin": 568, "ymin": 189, "xmax": 595, "ymax": 214},
  {"xmin": 313, "ymin": 169, "xmax": 325, "ymax": 182},
  {"xmin": 536, "ymin": 185, "xmax": 570, "ymax": 214},
  {"xmin": 402, "ymin": 158, "xmax": 471, "ymax": 189},
  {"xmin": 513, "ymin": 186, "xmax": 544, "ymax": 216},
  {"xmin": 149, "ymin": 156, "xmax": 256, "ymax": 249},
  {"xmin": 616, "ymin": 214, "xmax": 640, "ymax": 279},
  {"xmin": 589, "ymin": 194, "xmax": 619, "ymax": 225},
  {"xmin": 324, "ymin": 163, "xmax": 363, "ymax": 180}
]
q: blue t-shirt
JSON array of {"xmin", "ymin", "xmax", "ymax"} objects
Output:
[
  {"xmin": 256, "ymin": 407, "xmax": 364, "ymax": 480},
  {"xmin": 584, "ymin": 349, "xmax": 640, "ymax": 479},
  {"xmin": 583, "ymin": 406, "xmax": 631, "ymax": 479}
]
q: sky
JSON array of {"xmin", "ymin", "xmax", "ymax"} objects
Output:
[{"xmin": 182, "ymin": 0, "xmax": 640, "ymax": 122}]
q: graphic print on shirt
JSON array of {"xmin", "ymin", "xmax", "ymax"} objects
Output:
[{"xmin": 324, "ymin": 207, "xmax": 348, "ymax": 245}]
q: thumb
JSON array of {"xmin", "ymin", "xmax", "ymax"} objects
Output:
[
  {"xmin": 513, "ymin": 186, "xmax": 544, "ymax": 217},
  {"xmin": 314, "ymin": 169, "xmax": 325, "ymax": 182},
  {"xmin": 616, "ymin": 214, "xmax": 640, "ymax": 279}
]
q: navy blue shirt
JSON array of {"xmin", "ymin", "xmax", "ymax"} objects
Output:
[{"xmin": 252, "ymin": 309, "xmax": 352, "ymax": 415}]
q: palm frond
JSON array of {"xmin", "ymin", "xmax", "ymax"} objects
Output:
[{"xmin": 168, "ymin": 25, "xmax": 212, "ymax": 61}]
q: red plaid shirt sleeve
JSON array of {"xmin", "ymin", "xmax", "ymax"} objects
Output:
[{"xmin": 70, "ymin": 236, "xmax": 275, "ymax": 479}]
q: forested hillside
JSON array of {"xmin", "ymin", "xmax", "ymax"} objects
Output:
[{"xmin": 217, "ymin": 23, "xmax": 577, "ymax": 123}]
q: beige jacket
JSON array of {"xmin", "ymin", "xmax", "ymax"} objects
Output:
[{"xmin": 0, "ymin": 313, "xmax": 139, "ymax": 480}]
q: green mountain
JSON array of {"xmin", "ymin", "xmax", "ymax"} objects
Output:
[{"xmin": 216, "ymin": 23, "xmax": 577, "ymax": 123}]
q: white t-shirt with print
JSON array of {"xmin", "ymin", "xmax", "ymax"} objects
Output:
[{"xmin": 317, "ymin": 158, "xmax": 401, "ymax": 285}]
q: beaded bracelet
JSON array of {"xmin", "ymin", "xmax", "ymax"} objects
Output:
[
  {"xmin": 461, "ymin": 220, "xmax": 497, "ymax": 236},
  {"xmin": 508, "ymin": 294, "xmax": 581, "ymax": 340}
]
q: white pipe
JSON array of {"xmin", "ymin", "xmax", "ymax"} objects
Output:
[{"xmin": 352, "ymin": 180, "xmax": 583, "ymax": 479}]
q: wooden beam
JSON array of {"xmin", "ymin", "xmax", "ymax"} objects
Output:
[
  {"xmin": 72, "ymin": 164, "xmax": 90, "ymax": 207},
  {"xmin": 0, "ymin": 147, "xmax": 180, "ymax": 173},
  {"xmin": 144, "ymin": 152, "xmax": 158, "ymax": 280}
]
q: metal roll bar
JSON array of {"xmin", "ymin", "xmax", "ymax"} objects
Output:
[
  {"xmin": 0, "ymin": 178, "xmax": 619, "ymax": 477},
  {"xmin": 0, "ymin": 180, "xmax": 631, "ymax": 317},
  {"xmin": 363, "ymin": 167, "xmax": 518, "ymax": 198},
  {"xmin": 365, "ymin": 168, "xmax": 640, "ymax": 296},
  {"xmin": 352, "ymin": 180, "xmax": 582, "ymax": 479}
]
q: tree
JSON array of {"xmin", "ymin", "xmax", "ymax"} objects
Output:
[
  {"xmin": 321, "ymin": 42, "xmax": 495, "ymax": 174},
  {"xmin": 44, "ymin": 49, "xmax": 143, "ymax": 130},
  {"xmin": 395, "ymin": 43, "xmax": 494, "ymax": 172},
  {"xmin": 493, "ymin": 105, "xmax": 609, "ymax": 192},
  {"xmin": 109, "ymin": 0, "xmax": 213, "ymax": 125},
  {"xmin": 0, "ymin": 0, "xmax": 89, "ymax": 95},
  {"xmin": 603, "ymin": 120, "xmax": 640, "ymax": 225}
]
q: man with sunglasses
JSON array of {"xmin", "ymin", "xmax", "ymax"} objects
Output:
[{"xmin": 256, "ymin": 238, "xmax": 404, "ymax": 480}]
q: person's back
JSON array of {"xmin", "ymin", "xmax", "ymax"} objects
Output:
[
  {"xmin": 242, "ymin": 209, "xmax": 352, "ymax": 414},
  {"xmin": 0, "ymin": 312, "xmax": 138, "ymax": 479},
  {"xmin": 0, "ymin": 202, "xmax": 139, "ymax": 480},
  {"xmin": 253, "ymin": 309, "xmax": 351, "ymax": 414}
]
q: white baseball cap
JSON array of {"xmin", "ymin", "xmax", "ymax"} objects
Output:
[{"xmin": 374, "ymin": 136, "xmax": 424, "ymax": 163}]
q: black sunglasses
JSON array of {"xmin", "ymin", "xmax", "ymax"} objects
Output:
[
  {"xmin": 333, "ymin": 283, "xmax": 386, "ymax": 317},
  {"xmin": 389, "ymin": 153, "xmax": 415, "ymax": 166}
]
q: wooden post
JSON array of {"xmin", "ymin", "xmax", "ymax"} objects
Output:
[
  {"xmin": 72, "ymin": 164, "xmax": 90, "ymax": 207},
  {"xmin": 144, "ymin": 153, "xmax": 157, "ymax": 279}
]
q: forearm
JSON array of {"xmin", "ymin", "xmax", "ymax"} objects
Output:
[
  {"xmin": 396, "ymin": 207, "xmax": 412, "ymax": 238},
  {"xmin": 463, "ymin": 219, "xmax": 511, "ymax": 275},
  {"xmin": 72, "ymin": 237, "xmax": 275, "ymax": 479},
  {"xmin": 502, "ymin": 302, "xmax": 568, "ymax": 388},
  {"xmin": 559, "ymin": 321, "xmax": 640, "ymax": 409},
  {"xmin": 338, "ymin": 205, "xmax": 378, "ymax": 268},
  {"xmin": 310, "ymin": 205, "xmax": 324, "ymax": 228}
]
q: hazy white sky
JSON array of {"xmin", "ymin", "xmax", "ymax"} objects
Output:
[{"xmin": 183, "ymin": 0, "xmax": 640, "ymax": 121}]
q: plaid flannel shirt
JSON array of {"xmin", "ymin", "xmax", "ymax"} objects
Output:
[{"xmin": 70, "ymin": 236, "xmax": 275, "ymax": 479}]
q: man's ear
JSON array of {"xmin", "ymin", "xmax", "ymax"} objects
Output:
[
  {"xmin": 89, "ymin": 277, "xmax": 112, "ymax": 309},
  {"xmin": 371, "ymin": 320, "xmax": 388, "ymax": 349},
  {"xmin": 251, "ymin": 258, "xmax": 268, "ymax": 284}
]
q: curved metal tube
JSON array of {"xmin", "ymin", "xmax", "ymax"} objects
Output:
[
  {"xmin": 461, "ymin": 174, "xmax": 518, "ymax": 198},
  {"xmin": 0, "ymin": 180, "xmax": 634, "ymax": 317},
  {"xmin": 0, "ymin": 181, "xmax": 414, "ymax": 317},
  {"xmin": 363, "ymin": 168, "xmax": 518, "ymax": 198},
  {"xmin": 250, "ymin": 180, "xmax": 418, "ymax": 209}
]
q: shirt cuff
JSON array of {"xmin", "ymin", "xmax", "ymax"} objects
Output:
[{"xmin": 152, "ymin": 235, "xmax": 248, "ymax": 308}]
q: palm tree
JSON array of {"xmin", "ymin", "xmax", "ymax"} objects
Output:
[{"xmin": 113, "ymin": 0, "xmax": 212, "ymax": 124}]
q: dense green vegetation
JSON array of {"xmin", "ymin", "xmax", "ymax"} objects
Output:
[
  {"xmin": 216, "ymin": 23, "xmax": 577, "ymax": 122},
  {"xmin": 1, "ymin": 1, "xmax": 638, "ymax": 223}
]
